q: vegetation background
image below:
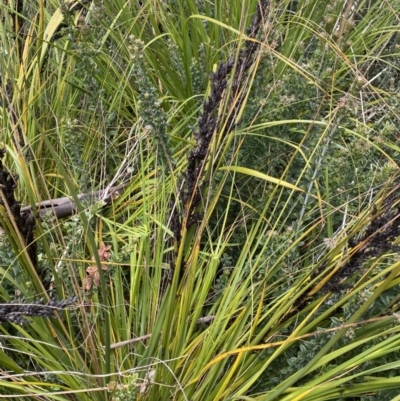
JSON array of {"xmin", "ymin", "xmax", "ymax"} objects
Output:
[{"xmin": 1, "ymin": 0, "xmax": 400, "ymax": 400}]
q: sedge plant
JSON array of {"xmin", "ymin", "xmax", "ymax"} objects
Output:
[{"xmin": 0, "ymin": 0, "xmax": 400, "ymax": 400}]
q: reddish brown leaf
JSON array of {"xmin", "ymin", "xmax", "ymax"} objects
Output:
[{"xmin": 83, "ymin": 243, "xmax": 111, "ymax": 290}]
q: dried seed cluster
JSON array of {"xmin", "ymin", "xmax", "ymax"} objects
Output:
[
  {"xmin": 325, "ymin": 185, "xmax": 400, "ymax": 292},
  {"xmin": 0, "ymin": 149, "xmax": 37, "ymax": 267},
  {"xmin": 291, "ymin": 181, "xmax": 400, "ymax": 318},
  {"xmin": 175, "ymin": 1, "xmax": 269, "ymax": 239},
  {"xmin": 0, "ymin": 296, "xmax": 77, "ymax": 325}
]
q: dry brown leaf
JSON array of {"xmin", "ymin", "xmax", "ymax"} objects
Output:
[
  {"xmin": 83, "ymin": 243, "xmax": 111, "ymax": 290},
  {"xmin": 96, "ymin": 242, "xmax": 112, "ymax": 262},
  {"xmin": 84, "ymin": 277, "xmax": 93, "ymax": 291}
]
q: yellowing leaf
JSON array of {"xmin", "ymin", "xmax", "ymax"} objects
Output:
[{"xmin": 219, "ymin": 166, "xmax": 304, "ymax": 192}]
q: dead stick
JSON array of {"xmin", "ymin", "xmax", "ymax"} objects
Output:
[{"xmin": 20, "ymin": 183, "xmax": 128, "ymax": 219}]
